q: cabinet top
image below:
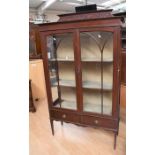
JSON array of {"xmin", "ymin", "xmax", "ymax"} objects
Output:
[
  {"xmin": 38, "ymin": 10, "xmax": 123, "ymax": 26},
  {"xmin": 37, "ymin": 10, "xmax": 123, "ymax": 32},
  {"xmin": 58, "ymin": 9, "xmax": 114, "ymax": 22}
]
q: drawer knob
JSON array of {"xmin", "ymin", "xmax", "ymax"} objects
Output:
[
  {"xmin": 62, "ymin": 114, "xmax": 66, "ymax": 119},
  {"xmin": 94, "ymin": 120, "xmax": 99, "ymax": 124}
]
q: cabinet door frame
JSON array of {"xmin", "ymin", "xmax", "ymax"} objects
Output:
[
  {"xmin": 40, "ymin": 27, "xmax": 121, "ymax": 119},
  {"xmin": 40, "ymin": 29, "xmax": 81, "ymax": 112},
  {"xmin": 77, "ymin": 27, "xmax": 121, "ymax": 118}
]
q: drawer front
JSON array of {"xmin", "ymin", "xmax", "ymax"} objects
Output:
[
  {"xmin": 51, "ymin": 110, "xmax": 80, "ymax": 123},
  {"xmin": 81, "ymin": 115, "xmax": 117, "ymax": 129}
]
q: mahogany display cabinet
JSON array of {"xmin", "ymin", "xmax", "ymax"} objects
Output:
[{"xmin": 38, "ymin": 10, "xmax": 122, "ymax": 149}]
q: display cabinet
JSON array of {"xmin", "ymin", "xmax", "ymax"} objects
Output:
[{"xmin": 38, "ymin": 10, "xmax": 122, "ymax": 149}]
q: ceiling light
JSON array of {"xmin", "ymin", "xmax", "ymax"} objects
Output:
[
  {"xmin": 98, "ymin": 34, "xmax": 102, "ymax": 38},
  {"xmin": 101, "ymin": 0, "xmax": 113, "ymax": 6},
  {"xmin": 112, "ymin": 3, "xmax": 126, "ymax": 10},
  {"xmin": 42, "ymin": 0, "xmax": 57, "ymax": 10},
  {"xmin": 66, "ymin": 2, "xmax": 81, "ymax": 6},
  {"xmin": 102, "ymin": 0, "xmax": 125, "ymax": 7},
  {"xmin": 97, "ymin": 6, "xmax": 105, "ymax": 10}
]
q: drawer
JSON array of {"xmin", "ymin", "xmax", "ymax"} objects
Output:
[
  {"xmin": 81, "ymin": 115, "xmax": 117, "ymax": 129},
  {"xmin": 51, "ymin": 110, "xmax": 80, "ymax": 123}
]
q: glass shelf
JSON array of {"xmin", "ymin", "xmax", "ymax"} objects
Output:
[
  {"xmin": 83, "ymin": 81, "xmax": 112, "ymax": 90},
  {"xmin": 83, "ymin": 103, "xmax": 112, "ymax": 115},
  {"xmin": 49, "ymin": 58, "xmax": 113, "ymax": 62},
  {"xmin": 52, "ymin": 79, "xmax": 75, "ymax": 87},
  {"xmin": 54, "ymin": 100, "xmax": 76, "ymax": 110},
  {"xmin": 50, "ymin": 75, "xmax": 56, "ymax": 79},
  {"xmin": 49, "ymin": 58, "xmax": 74, "ymax": 62},
  {"xmin": 51, "ymin": 79, "xmax": 112, "ymax": 90},
  {"xmin": 82, "ymin": 58, "xmax": 113, "ymax": 62}
]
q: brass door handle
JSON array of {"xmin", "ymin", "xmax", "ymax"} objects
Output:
[
  {"xmin": 94, "ymin": 120, "xmax": 99, "ymax": 124},
  {"xmin": 62, "ymin": 114, "xmax": 66, "ymax": 119}
]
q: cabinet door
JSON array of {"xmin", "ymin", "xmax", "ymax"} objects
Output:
[
  {"xmin": 46, "ymin": 32, "xmax": 77, "ymax": 110},
  {"xmin": 79, "ymin": 29, "xmax": 118, "ymax": 116}
]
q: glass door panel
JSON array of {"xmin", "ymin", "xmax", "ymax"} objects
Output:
[
  {"xmin": 80, "ymin": 31, "xmax": 113, "ymax": 115},
  {"xmin": 47, "ymin": 33, "xmax": 77, "ymax": 110}
]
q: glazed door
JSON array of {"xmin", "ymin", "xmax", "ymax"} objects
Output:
[
  {"xmin": 79, "ymin": 28, "xmax": 118, "ymax": 116},
  {"xmin": 46, "ymin": 32, "xmax": 78, "ymax": 110}
]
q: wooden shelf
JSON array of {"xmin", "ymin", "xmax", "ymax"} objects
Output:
[
  {"xmin": 52, "ymin": 80, "xmax": 75, "ymax": 87},
  {"xmin": 49, "ymin": 58, "xmax": 113, "ymax": 62},
  {"xmin": 49, "ymin": 58, "xmax": 74, "ymax": 62},
  {"xmin": 84, "ymin": 103, "xmax": 112, "ymax": 115},
  {"xmin": 82, "ymin": 58, "xmax": 113, "ymax": 62},
  {"xmin": 83, "ymin": 81, "xmax": 112, "ymax": 90},
  {"xmin": 50, "ymin": 75, "xmax": 56, "ymax": 78},
  {"xmin": 54, "ymin": 100, "xmax": 77, "ymax": 110},
  {"xmin": 52, "ymin": 79, "xmax": 112, "ymax": 90},
  {"xmin": 54, "ymin": 100, "xmax": 112, "ymax": 115}
]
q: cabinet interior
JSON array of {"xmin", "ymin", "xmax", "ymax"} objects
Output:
[{"xmin": 47, "ymin": 31, "xmax": 113, "ymax": 116}]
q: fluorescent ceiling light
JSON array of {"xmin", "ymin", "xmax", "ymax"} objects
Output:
[
  {"xmin": 101, "ymin": 0, "xmax": 113, "ymax": 6},
  {"xmin": 97, "ymin": 6, "xmax": 105, "ymax": 10},
  {"xmin": 102, "ymin": 0, "xmax": 125, "ymax": 6},
  {"xmin": 41, "ymin": 0, "xmax": 57, "ymax": 10},
  {"xmin": 112, "ymin": 3, "xmax": 126, "ymax": 10},
  {"xmin": 66, "ymin": 2, "xmax": 81, "ymax": 6}
]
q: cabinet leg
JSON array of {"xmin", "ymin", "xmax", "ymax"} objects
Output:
[
  {"xmin": 117, "ymin": 117, "xmax": 120, "ymax": 136},
  {"xmin": 61, "ymin": 121, "xmax": 63, "ymax": 126},
  {"xmin": 114, "ymin": 132, "xmax": 117, "ymax": 149},
  {"xmin": 29, "ymin": 107, "xmax": 36, "ymax": 113},
  {"xmin": 50, "ymin": 119, "xmax": 54, "ymax": 135},
  {"xmin": 116, "ymin": 130, "xmax": 119, "ymax": 136}
]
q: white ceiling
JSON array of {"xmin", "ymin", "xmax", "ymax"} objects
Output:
[
  {"xmin": 29, "ymin": 0, "xmax": 43, "ymax": 8},
  {"xmin": 29, "ymin": 0, "xmax": 126, "ymax": 12}
]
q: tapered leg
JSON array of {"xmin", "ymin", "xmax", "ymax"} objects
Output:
[
  {"xmin": 61, "ymin": 121, "xmax": 63, "ymax": 126},
  {"xmin": 50, "ymin": 119, "xmax": 54, "ymax": 135},
  {"xmin": 116, "ymin": 130, "xmax": 119, "ymax": 136},
  {"xmin": 117, "ymin": 118, "xmax": 120, "ymax": 136},
  {"xmin": 114, "ymin": 132, "xmax": 117, "ymax": 149}
]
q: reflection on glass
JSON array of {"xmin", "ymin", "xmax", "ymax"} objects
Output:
[
  {"xmin": 80, "ymin": 31, "xmax": 113, "ymax": 116},
  {"xmin": 47, "ymin": 33, "xmax": 77, "ymax": 110}
]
